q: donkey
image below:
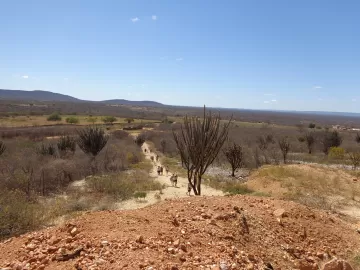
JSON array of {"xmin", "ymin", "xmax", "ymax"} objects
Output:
[{"xmin": 170, "ymin": 173, "xmax": 178, "ymax": 187}]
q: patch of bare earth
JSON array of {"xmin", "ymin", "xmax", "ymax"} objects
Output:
[{"xmin": 0, "ymin": 195, "xmax": 359, "ymax": 270}]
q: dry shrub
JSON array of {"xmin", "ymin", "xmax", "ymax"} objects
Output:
[
  {"xmin": 138, "ymin": 130, "xmax": 178, "ymax": 157},
  {"xmin": 204, "ymin": 175, "xmax": 253, "ymax": 194},
  {"xmin": 0, "ymin": 189, "xmax": 46, "ymax": 239},
  {"xmin": 112, "ymin": 130, "xmax": 129, "ymax": 140},
  {"xmin": 86, "ymin": 170, "xmax": 162, "ymax": 200},
  {"xmin": 95, "ymin": 137, "xmax": 143, "ymax": 173},
  {"xmin": 0, "ymin": 125, "xmax": 78, "ymax": 140}
]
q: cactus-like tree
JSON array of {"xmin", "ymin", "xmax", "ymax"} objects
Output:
[
  {"xmin": 37, "ymin": 143, "xmax": 57, "ymax": 156},
  {"xmin": 173, "ymin": 106, "xmax": 231, "ymax": 195},
  {"xmin": 304, "ymin": 132, "xmax": 315, "ymax": 154},
  {"xmin": 57, "ymin": 135, "xmax": 76, "ymax": 157},
  {"xmin": 77, "ymin": 126, "xmax": 109, "ymax": 157},
  {"xmin": 223, "ymin": 142, "xmax": 244, "ymax": 177}
]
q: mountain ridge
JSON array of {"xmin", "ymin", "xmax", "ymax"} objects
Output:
[{"xmin": 0, "ymin": 89, "xmax": 164, "ymax": 107}]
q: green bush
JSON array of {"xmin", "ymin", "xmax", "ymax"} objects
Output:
[
  {"xmin": 134, "ymin": 191, "xmax": 147, "ymax": 200},
  {"xmin": 102, "ymin": 116, "xmax": 117, "ymax": 125},
  {"xmin": 87, "ymin": 117, "xmax": 97, "ymax": 124},
  {"xmin": 124, "ymin": 118, "xmax": 135, "ymax": 124},
  {"xmin": 47, "ymin": 113, "xmax": 62, "ymax": 121},
  {"xmin": 329, "ymin": 146, "xmax": 345, "ymax": 159},
  {"xmin": 308, "ymin": 123, "xmax": 316, "ymax": 129},
  {"xmin": 65, "ymin": 116, "xmax": 79, "ymax": 124}
]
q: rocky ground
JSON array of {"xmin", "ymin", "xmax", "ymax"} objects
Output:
[{"xmin": 0, "ymin": 195, "xmax": 359, "ymax": 270}]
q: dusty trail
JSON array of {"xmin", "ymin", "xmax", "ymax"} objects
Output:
[{"xmin": 115, "ymin": 141, "xmax": 223, "ymax": 210}]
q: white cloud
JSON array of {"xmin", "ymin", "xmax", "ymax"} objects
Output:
[
  {"xmin": 313, "ymin": 86, "xmax": 322, "ymax": 89},
  {"xmin": 264, "ymin": 101, "xmax": 270, "ymax": 104},
  {"xmin": 352, "ymin": 98, "xmax": 357, "ymax": 102},
  {"xmin": 264, "ymin": 93, "xmax": 275, "ymax": 96},
  {"xmin": 271, "ymin": 99, "xmax": 277, "ymax": 102},
  {"xmin": 152, "ymin": 15, "xmax": 157, "ymax": 20},
  {"xmin": 176, "ymin": 58, "xmax": 183, "ymax": 61},
  {"xmin": 131, "ymin": 17, "xmax": 139, "ymax": 22},
  {"xmin": 64, "ymin": 78, "xmax": 69, "ymax": 81},
  {"xmin": 22, "ymin": 75, "xmax": 29, "ymax": 79}
]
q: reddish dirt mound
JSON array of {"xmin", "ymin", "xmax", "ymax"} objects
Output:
[{"xmin": 0, "ymin": 195, "xmax": 359, "ymax": 270}]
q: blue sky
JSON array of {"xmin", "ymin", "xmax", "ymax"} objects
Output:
[{"xmin": 1, "ymin": 0, "xmax": 360, "ymax": 112}]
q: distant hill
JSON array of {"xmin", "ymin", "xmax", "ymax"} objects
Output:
[
  {"xmin": 102, "ymin": 99, "xmax": 164, "ymax": 107},
  {"xmin": 0, "ymin": 89, "xmax": 164, "ymax": 107},
  {"xmin": 0, "ymin": 89, "xmax": 80, "ymax": 102}
]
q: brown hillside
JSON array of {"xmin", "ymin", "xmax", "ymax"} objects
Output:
[{"xmin": 0, "ymin": 195, "xmax": 359, "ymax": 270}]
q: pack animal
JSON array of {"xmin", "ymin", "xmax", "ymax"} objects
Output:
[{"xmin": 170, "ymin": 173, "xmax": 178, "ymax": 187}]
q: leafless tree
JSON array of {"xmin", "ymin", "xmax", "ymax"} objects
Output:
[
  {"xmin": 278, "ymin": 137, "xmax": 291, "ymax": 164},
  {"xmin": 349, "ymin": 152, "xmax": 360, "ymax": 170},
  {"xmin": 256, "ymin": 134, "xmax": 274, "ymax": 164},
  {"xmin": 253, "ymin": 148, "xmax": 262, "ymax": 168},
  {"xmin": 173, "ymin": 106, "xmax": 231, "ymax": 195},
  {"xmin": 256, "ymin": 134, "xmax": 274, "ymax": 151},
  {"xmin": 320, "ymin": 131, "xmax": 342, "ymax": 155},
  {"xmin": 223, "ymin": 142, "xmax": 244, "ymax": 177},
  {"xmin": 304, "ymin": 132, "xmax": 315, "ymax": 154}
]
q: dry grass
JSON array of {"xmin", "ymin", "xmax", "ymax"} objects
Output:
[
  {"xmin": 86, "ymin": 170, "xmax": 162, "ymax": 200},
  {"xmin": 246, "ymin": 164, "xmax": 360, "ymax": 209},
  {"xmin": 204, "ymin": 175, "xmax": 269, "ymax": 197}
]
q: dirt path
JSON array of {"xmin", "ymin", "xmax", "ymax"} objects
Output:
[{"xmin": 115, "ymin": 141, "xmax": 223, "ymax": 210}]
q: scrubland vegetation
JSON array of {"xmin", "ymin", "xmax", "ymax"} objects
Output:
[
  {"xmin": 2, "ymin": 102, "xmax": 360, "ymax": 240},
  {"xmin": 137, "ymin": 109, "xmax": 360, "ymax": 213},
  {"xmin": 0, "ymin": 126, "xmax": 160, "ymax": 239}
]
